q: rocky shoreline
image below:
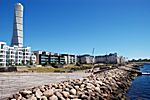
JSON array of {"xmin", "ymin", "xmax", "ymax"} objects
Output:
[{"xmin": 8, "ymin": 65, "xmax": 140, "ymax": 100}]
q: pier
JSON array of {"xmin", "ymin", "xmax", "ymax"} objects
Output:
[{"xmin": 142, "ymin": 72, "xmax": 150, "ymax": 75}]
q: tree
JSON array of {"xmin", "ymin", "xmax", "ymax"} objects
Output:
[
  {"xmin": 22, "ymin": 60, "xmax": 25, "ymax": 65},
  {"xmin": 26, "ymin": 60, "xmax": 30, "ymax": 65},
  {"xmin": 30, "ymin": 60, "xmax": 33, "ymax": 65}
]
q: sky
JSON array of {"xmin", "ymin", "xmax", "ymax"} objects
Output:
[{"xmin": 0, "ymin": 0, "xmax": 150, "ymax": 59}]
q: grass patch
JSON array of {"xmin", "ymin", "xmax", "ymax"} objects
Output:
[
  {"xmin": 28, "ymin": 64, "xmax": 93, "ymax": 73},
  {"xmin": 28, "ymin": 67, "xmax": 68, "ymax": 73}
]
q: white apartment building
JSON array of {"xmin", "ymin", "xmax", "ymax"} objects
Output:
[
  {"xmin": 95, "ymin": 53, "xmax": 126, "ymax": 64},
  {"xmin": 30, "ymin": 53, "xmax": 36, "ymax": 64},
  {"xmin": 0, "ymin": 42, "xmax": 36, "ymax": 67},
  {"xmin": 0, "ymin": 42, "xmax": 7, "ymax": 66},
  {"xmin": 77, "ymin": 54, "xmax": 94, "ymax": 64},
  {"xmin": 62, "ymin": 54, "xmax": 76, "ymax": 64}
]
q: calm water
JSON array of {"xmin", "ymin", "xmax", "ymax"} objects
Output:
[{"xmin": 127, "ymin": 64, "xmax": 150, "ymax": 100}]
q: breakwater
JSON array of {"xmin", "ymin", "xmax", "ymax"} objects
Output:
[{"xmin": 9, "ymin": 65, "xmax": 140, "ymax": 100}]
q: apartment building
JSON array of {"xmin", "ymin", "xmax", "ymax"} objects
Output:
[
  {"xmin": 33, "ymin": 51, "xmax": 76, "ymax": 66},
  {"xmin": 0, "ymin": 42, "xmax": 35, "ymax": 67},
  {"xmin": 95, "ymin": 53, "xmax": 126, "ymax": 64},
  {"xmin": 69, "ymin": 55, "xmax": 76, "ymax": 64},
  {"xmin": 77, "ymin": 54, "xmax": 94, "ymax": 64},
  {"xmin": 30, "ymin": 53, "xmax": 36, "ymax": 64},
  {"xmin": 33, "ymin": 51, "xmax": 48, "ymax": 65},
  {"xmin": 62, "ymin": 54, "xmax": 76, "ymax": 64},
  {"xmin": 59, "ymin": 54, "xmax": 66, "ymax": 64},
  {"xmin": 50, "ymin": 53, "xmax": 60, "ymax": 64},
  {"xmin": 0, "ymin": 42, "xmax": 7, "ymax": 66}
]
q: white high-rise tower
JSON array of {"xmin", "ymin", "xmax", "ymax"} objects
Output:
[{"xmin": 11, "ymin": 3, "xmax": 23, "ymax": 47}]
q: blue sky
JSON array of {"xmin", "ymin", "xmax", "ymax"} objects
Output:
[{"xmin": 0, "ymin": 0, "xmax": 150, "ymax": 59}]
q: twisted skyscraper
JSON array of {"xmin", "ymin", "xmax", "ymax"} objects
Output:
[{"xmin": 11, "ymin": 3, "xmax": 23, "ymax": 47}]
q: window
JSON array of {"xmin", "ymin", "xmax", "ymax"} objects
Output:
[
  {"xmin": 0, "ymin": 51, "xmax": 4, "ymax": 53},
  {"xmin": 0, "ymin": 59, "xmax": 4, "ymax": 62},
  {"xmin": 0, "ymin": 55, "xmax": 4, "ymax": 58},
  {"xmin": 1, "ymin": 44, "xmax": 4, "ymax": 49}
]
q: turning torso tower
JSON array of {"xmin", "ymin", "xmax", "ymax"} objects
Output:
[{"xmin": 11, "ymin": 3, "xmax": 24, "ymax": 47}]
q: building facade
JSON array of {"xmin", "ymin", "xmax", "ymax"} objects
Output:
[
  {"xmin": 33, "ymin": 51, "xmax": 76, "ymax": 66},
  {"xmin": 62, "ymin": 54, "xmax": 76, "ymax": 64},
  {"xmin": 95, "ymin": 53, "xmax": 126, "ymax": 64},
  {"xmin": 30, "ymin": 53, "xmax": 36, "ymax": 64},
  {"xmin": 77, "ymin": 54, "xmax": 94, "ymax": 64},
  {"xmin": 0, "ymin": 42, "xmax": 7, "ymax": 66},
  {"xmin": 0, "ymin": 42, "xmax": 35, "ymax": 67}
]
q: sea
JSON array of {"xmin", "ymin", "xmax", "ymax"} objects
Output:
[{"xmin": 127, "ymin": 63, "xmax": 150, "ymax": 100}]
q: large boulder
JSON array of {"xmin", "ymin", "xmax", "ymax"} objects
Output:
[{"xmin": 43, "ymin": 90, "xmax": 54, "ymax": 97}]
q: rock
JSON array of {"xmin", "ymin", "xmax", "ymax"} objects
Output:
[
  {"xmin": 53, "ymin": 89, "xmax": 62, "ymax": 93},
  {"xmin": 44, "ymin": 85, "xmax": 50, "ymax": 90},
  {"xmin": 70, "ymin": 88, "xmax": 76, "ymax": 95},
  {"xmin": 80, "ymin": 84, "xmax": 85, "ymax": 88},
  {"xmin": 40, "ymin": 96, "xmax": 48, "ymax": 100},
  {"xmin": 96, "ymin": 81, "xmax": 103, "ymax": 85},
  {"xmin": 86, "ymin": 83, "xmax": 95, "ymax": 88},
  {"xmin": 35, "ymin": 89, "xmax": 43, "ymax": 98},
  {"xmin": 71, "ymin": 99, "xmax": 81, "ymax": 100},
  {"xmin": 87, "ymin": 89, "xmax": 93, "ymax": 93},
  {"xmin": 55, "ymin": 92, "xmax": 63, "ymax": 98},
  {"xmin": 13, "ymin": 93, "xmax": 22, "ymax": 100},
  {"xmin": 58, "ymin": 85, "xmax": 63, "ymax": 89},
  {"xmin": 32, "ymin": 87, "xmax": 39, "ymax": 93},
  {"xmin": 66, "ymin": 98, "xmax": 71, "ymax": 100},
  {"xmin": 52, "ymin": 84, "xmax": 58, "ymax": 88},
  {"xmin": 102, "ymin": 93, "xmax": 108, "ymax": 97},
  {"xmin": 69, "ymin": 95, "xmax": 78, "ymax": 99},
  {"xmin": 64, "ymin": 88, "xmax": 70, "ymax": 92},
  {"xmin": 49, "ymin": 95, "xmax": 58, "ymax": 100},
  {"xmin": 28, "ymin": 94, "xmax": 37, "ymax": 100},
  {"xmin": 20, "ymin": 90, "xmax": 32, "ymax": 95},
  {"xmin": 80, "ymin": 94, "xmax": 88, "ymax": 99},
  {"xmin": 39, "ymin": 85, "xmax": 45, "ymax": 92},
  {"xmin": 86, "ymin": 86, "xmax": 92, "ymax": 89},
  {"xmin": 48, "ymin": 84, "xmax": 52, "ymax": 89},
  {"xmin": 78, "ymin": 90, "xmax": 83, "ymax": 95},
  {"xmin": 62, "ymin": 91, "xmax": 70, "ymax": 98},
  {"xmin": 74, "ymin": 86, "xmax": 79, "ymax": 90},
  {"xmin": 20, "ymin": 97, "xmax": 26, "ymax": 100},
  {"xmin": 59, "ymin": 97, "xmax": 66, "ymax": 100},
  {"xmin": 83, "ymin": 78, "xmax": 89, "ymax": 82},
  {"xmin": 62, "ymin": 84, "xmax": 66, "ymax": 89},
  {"xmin": 66, "ymin": 84, "xmax": 73, "ymax": 89},
  {"xmin": 69, "ymin": 95, "xmax": 79, "ymax": 100},
  {"xmin": 43, "ymin": 90, "xmax": 54, "ymax": 97},
  {"xmin": 25, "ymin": 94, "xmax": 33, "ymax": 99}
]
